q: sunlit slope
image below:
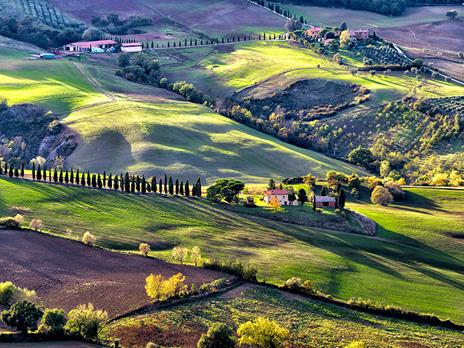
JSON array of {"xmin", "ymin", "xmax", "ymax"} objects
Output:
[{"xmin": 64, "ymin": 100, "xmax": 366, "ymax": 182}]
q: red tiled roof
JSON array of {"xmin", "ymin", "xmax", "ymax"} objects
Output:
[
  {"xmin": 121, "ymin": 42, "xmax": 142, "ymax": 47},
  {"xmin": 68, "ymin": 40, "xmax": 117, "ymax": 49},
  {"xmin": 264, "ymin": 189, "xmax": 289, "ymax": 195}
]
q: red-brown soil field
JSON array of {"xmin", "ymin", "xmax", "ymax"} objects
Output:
[{"xmin": 0, "ymin": 230, "xmax": 226, "ymax": 317}]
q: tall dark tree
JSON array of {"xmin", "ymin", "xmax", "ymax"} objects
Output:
[
  {"xmin": 14, "ymin": 167, "xmax": 19, "ymax": 178},
  {"xmin": 80, "ymin": 171, "xmax": 85, "ymax": 186},
  {"xmin": 192, "ymin": 185, "xmax": 197, "ymax": 197},
  {"xmin": 130, "ymin": 176, "xmax": 135, "ymax": 193},
  {"xmin": 65, "ymin": 170, "xmax": 69, "ymax": 184},
  {"xmin": 320, "ymin": 187, "xmax": 327, "ymax": 196},
  {"xmin": 53, "ymin": 169, "xmax": 58, "ymax": 183},
  {"xmin": 164, "ymin": 174, "xmax": 168, "ymax": 194},
  {"xmin": 8, "ymin": 165, "xmax": 13, "ymax": 178},
  {"xmin": 168, "ymin": 176, "xmax": 174, "ymax": 195},
  {"xmin": 175, "ymin": 178, "xmax": 179, "ymax": 195},
  {"xmin": 185, "ymin": 180, "xmax": 190, "ymax": 197},
  {"xmin": 42, "ymin": 166, "xmax": 47, "ymax": 181},
  {"xmin": 338, "ymin": 189, "xmax": 346, "ymax": 209},
  {"xmin": 97, "ymin": 174, "xmax": 103, "ymax": 189},
  {"xmin": 180, "ymin": 181, "xmax": 184, "ymax": 196},
  {"xmin": 76, "ymin": 169, "xmax": 80, "ymax": 185},
  {"xmin": 59, "ymin": 170, "xmax": 64, "ymax": 184},
  {"xmin": 37, "ymin": 165, "xmax": 42, "ymax": 181},
  {"xmin": 298, "ymin": 188, "xmax": 308, "ymax": 207},
  {"xmin": 91, "ymin": 174, "xmax": 97, "ymax": 188},
  {"xmin": 136, "ymin": 175, "xmax": 141, "ymax": 192},
  {"xmin": 108, "ymin": 174, "xmax": 113, "ymax": 189},
  {"xmin": 151, "ymin": 177, "xmax": 157, "ymax": 193},
  {"xmin": 196, "ymin": 178, "xmax": 202, "ymax": 197},
  {"xmin": 20, "ymin": 163, "xmax": 25, "ymax": 178},
  {"xmin": 159, "ymin": 178, "xmax": 163, "ymax": 194},
  {"xmin": 70, "ymin": 168, "xmax": 74, "ymax": 184},
  {"xmin": 124, "ymin": 173, "xmax": 130, "ymax": 192},
  {"xmin": 87, "ymin": 171, "xmax": 91, "ymax": 186},
  {"xmin": 48, "ymin": 168, "xmax": 52, "ymax": 182},
  {"xmin": 103, "ymin": 171, "xmax": 107, "ymax": 188},
  {"xmin": 141, "ymin": 176, "xmax": 147, "ymax": 194},
  {"xmin": 114, "ymin": 175, "xmax": 119, "ymax": 190},
  {"xmin": 32, "ymin": 163, "xmax": 36, "ymax": 180}
]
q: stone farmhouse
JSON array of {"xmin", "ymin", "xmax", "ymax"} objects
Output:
[
  {"xmin": 264, "ymin": 189, "xmax": 299, "ymax": 206},
  {"xmin": 313, "ymin": 195, "xmax": 336, "ymax": 208}
]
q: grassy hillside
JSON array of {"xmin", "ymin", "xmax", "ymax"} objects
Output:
[
  {"xmin": 63, "ymin": 99, "xmax": 365, "ymax": 182},
  {"xmin": 104, "ymin": 284, "xmax": 464, "ymax": 348},
  {"xmin": 1, "ymin": 178, "xmax": 463, "ymax": 321},
  {"xmin": 0, "ymin": 48, "xmax": 108, "ymax": 114},
  {"xmin": 160, "ymin": 41, "xmax": 464, "ymax": 101}
]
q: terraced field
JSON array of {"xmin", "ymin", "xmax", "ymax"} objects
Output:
[{"xmin": 1, "ymin": 178, "xmax": 463, "ymax": 322}]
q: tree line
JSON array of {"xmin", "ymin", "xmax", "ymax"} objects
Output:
[{"xmin": 0, "ymin": 162, "xmax": 202, "ymax": 198}]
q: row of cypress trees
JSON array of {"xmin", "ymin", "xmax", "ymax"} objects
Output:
[{"xmin": 0, "ymin": 162, "xmax": 202, "ymax": 198}]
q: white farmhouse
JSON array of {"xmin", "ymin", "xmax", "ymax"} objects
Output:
[
  {"xmin": 121, "ymin": 42, "xmax": 143, "ymax": 53},
  {"xmin": 264, "ymin": 189, "xmax": 298, "ymax": 206}
]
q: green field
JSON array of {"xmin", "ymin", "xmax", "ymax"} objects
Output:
[
  {"xmin": 63, "ymin": 99, "xmax": 364, "ymax": 182},
  {"xmin": 277, "ymin": 4, "xmax": 463, "ymax": 29},
  {"xmin": 0, "ymin": 48, "xmax": 108, "ymax": 114},
  {"xmin": 160, "ymin": 41, "xmax": 464, "ymax": 102},
  {"xmin": 1, "ymin": 178, "xmax": 463, "ymax": 322},
  {"xmin": 104, "ymin": 285, "xmax": 464, "ymax": 348}
]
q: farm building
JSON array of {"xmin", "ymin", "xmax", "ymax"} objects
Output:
[
  {"xmin": 313, "ymin": 195, "xmax": 336, "ymax": 208},
  {"xmin": 264, "ymin": 189, "xmax": 298, "ymax": 206},
  {"xmin": 350, "ymin": 29, "xmax": 369, "ymax": 41},
  {"xmin": 305, "ymin": 26, "xmax": 322, "ymax": 39},
  {"xmin": 121, "ymin": 42, "xmax": 143, "ymax": 53},
  {"xmin": 40, "ymin": 53, "xmax": 56, "ymax": 59},
  {"xmin": 64, "ymin": 40, "xmax": 117, "ymax": 53}
]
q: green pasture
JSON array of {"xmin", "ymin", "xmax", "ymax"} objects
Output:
[
  {"xmin": 0, "ymin": 48, "xmax": 108, "ymax": 114},
  {"xmin": 278, "ymin": 4, "xmax": 463, "ymax": 29},
  {"xmin": 104, "ymin": 285, "xmax": 464, "ymax": 348},
  {"xmin": 160, "ymin": 41, "xmax": 464, "ymax": 102},
  {"xmin": 63, "ymin": 99, "xmax": 365, "ymax": 182},
  {"xmin": 1, "ymin": 178, "xmax": 463, "ymax": 322}
]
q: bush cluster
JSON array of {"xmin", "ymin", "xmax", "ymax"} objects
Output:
[{"xmin": 203, "ymin": 259, "xmax": 257, "ymax": 281}]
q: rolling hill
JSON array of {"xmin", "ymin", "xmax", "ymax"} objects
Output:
[{"xmin": 1, "ymin": 177, "xmax": 463, "ymax": 322}]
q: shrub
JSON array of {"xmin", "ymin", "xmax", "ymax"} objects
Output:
[
  {"xmin": 191, "ymin": 246, "xmax": 202, "ymax": 266},
  {"xmin": 65, "ymin": 303, "xmax": 108, "ymax": 339},
  {"xmin": 29, "ymin": 218, "xmax": 43, "ymax": 231},
  {"xmin": 82, "ymin": 232, "xmax": 96, "ymax": 246},
  {"xmin": 0, "ymin": 281, "xmax": 37, "ymax": 307},
  {"xmin": 284, "ymin": 277, "xmax": 302, "ymax": 289},
  {"xmin": 38, "ymin": 308, "xmax": 66, "ymax": 335},
  {"xmin": 0, "ymin": 217, "xmax": 20, "ymax": 229},
  {"xmin": 145, "ymin": 273, "xmax": 188, "ymax": 302},
  {"xmin": 237, "ymin": 317, "xmax": 290, "ymax": 348},
  {"xmin": 197, "ymin": 322, "xmax": 235, "ymax": 348},
  {"xmin": 1, "ymin": 300, "xmax": 43, "ymax": 333},
  {"xmin": 203, "ymin": 259, "xmax": 257, "ymax": 281},
  {"xmin": 139, "ymin": 243, "xmax": 150, "ymax": 256},
  {"xmin": 14, "ymin": 214, "xmax": 24, "ymax": 225},
  {"xmin": 384, "ymin": 181, "xmax": 405, "ymax": 201},
  {"xmin": 371, "ymin": 186, "xmax": 393, "ymax": 206},
  {"xmin": 171, "ymin": 246, "xmax": 188, "ymax": 264},
  {"xmin": 345, "ymin": 341, "xmax": 367, "ymax": 348}
]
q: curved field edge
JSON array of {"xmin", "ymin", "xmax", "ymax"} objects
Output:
[{"xmin": 0, "ymin": 178, "xmax": 463, "ymax": 322}]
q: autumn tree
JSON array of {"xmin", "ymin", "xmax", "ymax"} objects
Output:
[
  {"xmin": 139, "ymin": 243, "xmax": 150, "ymax": 256},
  {"xmin": 172, "ymin": 246, "xmax": 188, "ymax": 264},
  {"xmin": 237, "ymin": 317, "xmax": 290, "ymax": 348},
  {"xmin": 269, "ymin": 196, "xmax": 281, "ymax": 211},
  {"xmin": 371, "ymin": 186, "xmax": 393, "ymax": 206}
]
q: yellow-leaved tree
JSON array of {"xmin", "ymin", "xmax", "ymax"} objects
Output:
[
  {"xmin": 145, "ymin": 273, "xmax": 188, "ymax": 302},
  {"xmin": 340, "ymin": 30, "xmax": 352, "ymax": 49},
  {"xmin": 269, "ymin": 196, "xmax": 281, "ymax": 211},
  {"xmin": 237, "ymin": 317, "xmax": 289, "ymax": 348},
  {"xmin": 370, "ymin": 186, "xmax": 393, "ymax": 206},
  {"xmin": 145, "ymin": 274, "xmax": 164, "ymax": 301}
]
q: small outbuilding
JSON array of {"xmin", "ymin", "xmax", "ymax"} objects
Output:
[
  {"xmin": 40, "ymin": 53, "xmax": 56, "ymax": 60},
  {"xmin": 313, "ymin": 195, "xmax": 336, "ymax": 208},
  {"xmin": 121, "ymin": 42, "xmax": 143, "ymax": 53},
  {"xmin": 264, "ymin": 189, "xmax": 298, "ymax": 206},
  {"xmin": 64, "ymin": 39, "xmax": 117, "ymax": 53}
]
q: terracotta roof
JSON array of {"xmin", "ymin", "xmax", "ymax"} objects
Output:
[
  {"xmin": 121, "ymin": 42, "xmax": 142, "ymax": 47},
  {"xmin": 68, "ymin": 40, "xmax": 117, "ymax": 49},
  {"xmin": 314, "ymin": 195, "xmax": 336, "ymax": 202},
  {"xmin": 264, "ymin": 189, "xmax": 289, "ymax": 195}
]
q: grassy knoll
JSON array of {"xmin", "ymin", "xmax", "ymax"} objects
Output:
[
  {"xmin": 160, "ymin": 41, "xmax": 464, "ymax": 102},
  {"xmin": 103, "ymin": 285, "xmax": 464, "ymax": 348},
  {"xmin": 1, "ymin": 178, "xmax": 463, "ymax": 321},
  {"xmin": 0, "ymin": 48, "xmax": 108, "ymax": 114},
  {"xmin": 278, "ymin": 4, "xmax": 463, "ymax": 29},
  {"xmin": 63, "ymin": 99, "xmax": 364, "ymax": 182}
]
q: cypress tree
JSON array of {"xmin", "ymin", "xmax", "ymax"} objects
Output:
[
  {"xmin": 91, "ymin": 174, "xmax": 97, "ymax": 188},
  {"xmin": 114, "ymin": 175, "xmax": 119, "ymax": 190},
  {"xmin": 320, "ymin": 187, "xmax": 327, "ymax": 196},
  {"xmin": 130, "ymin": 176, "xmax": 135, "ymax": 193},
  {"xmin": 97, "ymin": 174, "xmax": 102, "ymax": 189},
  {"xmin": 313, "ymin": 195, "xmax": 316, "ymax": 211},
  {"xmin": 80, "ymin": 171, "xmax": 85, "ymax": 186},
  {"xmin": 168, "ymin": 176, "xmax": 173, "ymax": 195},
  {"xmin": 136, "ymin": 175, "xmax": 141, "ymax": 192},
  {"xmin": 43, "ymin": 166, "xmax": 47, "ymax": 181},
  {"xmin": 142, "ymin": 176, "xmax": 147, "ymax": 194},
  {"xmin": 152, "ymin": 177, "xmax": 157, "ymax": 193},
  {"xmin": 196, "ymin": 178, "xmax": 202, "ymax": 197},
  {"xmin": 65, "ymin": 170, "xmax": 69, "ymax": 184},
  {"xmin": 338, "ymin": 189, "xmax": 346, "ymax": 209},
  {"xmin": 192, "ymin": 185, "xmax": 197, "ymax": 197},
  {"xmin": 159, "ymin": 178, "xmax": 163, "ymax": 194},
  {"xmin": 124, "ymin": 173, "xmax": 130, "ymax": 192},
  {"xmin": 103, "ymin": 171, "xmax": 107, "ymax": 188},
  {"xmin": 87, "ymin": 171, "xmax": 91, "ymax": 186},
  {"xmin": 54, "ymin": 168, "xmax": 58, "ymax": 183},
  {"xmin": 8, "ymin": 165, "xmax": 13, "ymax": 178},
  {"xmin": 32, "ymin": 162, "xmax": 36, "ymax": 180},
  {"xmin": 4, "ymin": 162, "xmax": 7, "ymax": 175},
  {"xmin": 175, "ymin": 179, "xmax": 179, "ymax": 195},
  {"xmin": 179, "ymin": 181, "xmax": 184, "ymax": 196},
  {"xmin": 185, "ymin": 180, "xmax": 190, "ymax": 197},
  {"xmin": 37, "ymin": 165, "xmax": 42, "ymax": 180},
  {"xmin": 76, "ymin": 169, "xmax": 80, "ymax": 185},
  {"xmin": 164, "ymin": 174, "xmax": 168, "ymax": 194},
  {"xmin": 108, "ymin": 174, "xmax": 113, "ymax": 189},
  {"xmin": 20, "ymin": 163, "xmax": 25, "ymax": 178},
  {"xmin": 70, "ymin": 168, "xmax": 74, "ymax": 184},
  {"xmin": 14, "ymin": 167, "xmax": 19, "ymax": 178},
  {"xmin": 49, "ymin": 168, "xmax": 52, "ymax": 182}
]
